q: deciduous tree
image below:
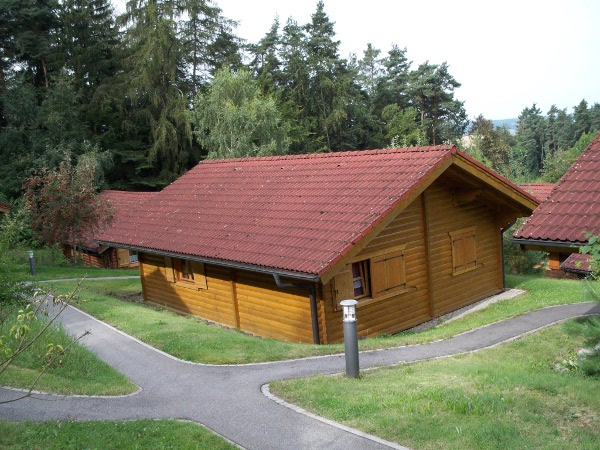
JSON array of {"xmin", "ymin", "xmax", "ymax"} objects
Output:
[
  {"xmin": 191, "ymin": 68, "xmax": 289, "ymax": 159},
  {"xmin": 22, "ymin": 149, "xmax": 113, "ymax": 262}
]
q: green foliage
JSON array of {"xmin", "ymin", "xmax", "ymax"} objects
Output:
[
  {"xmin": 0, "ymin": 203, "xmax": 35, "ymax": 249},
  {"xmin": 580, "ymin": 233, "xmax": 600, "ymax": 279},
  {"xmin": 22, "ymin": 149, "xmax": 114, "ymax": 250},
  {"xmin": 503, "ymin": 220, "xmax": 546, "ymax": 275},
  {"xmin": 191, "ymin": 68, "xmax": 290, "ymax": 158},
  {"xmin": 381, "ymin": 105, "xmax": 425, "ymax": 147},
  {"xmin": 542, "ymin": 132, "xmax": 595, "ymax": 182}
]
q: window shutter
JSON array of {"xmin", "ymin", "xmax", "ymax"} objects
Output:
[
  {"xmin": 450, "ymin": 227, "xmax": 477, "ymax": 275},
  {"xmin": 117, "ymin": 249, "xmax": 129, "ymax": 268},
  {"xmin": 192, "ymin": 261, "xmax": 207, "ymax": 290},
  {"xmin": 371, "ymin": 250, "xmax": 406, "ymax": 298},
  {"xmin": 332, "ymin": 266, "xmax": 354, "ymax": 304},
  {"xmin": 464, "ymin": 232, "xmax": 477, "ymax": 269},
  {"xmin": 164, "ymin": 256, "xmax": 175, "ymax": 282}
]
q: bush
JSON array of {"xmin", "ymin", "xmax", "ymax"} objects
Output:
[{"xmin": 503, "ymin": 220, "xmax": 547, "ymax": 275}]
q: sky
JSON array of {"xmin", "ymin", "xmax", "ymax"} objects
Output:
[{"xmin": 116, "ymin": 0, "xmax": 600, "ymax": 120}]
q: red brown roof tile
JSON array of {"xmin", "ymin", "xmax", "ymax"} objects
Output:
[
  {"xmin": 81, "ymin": 190, "xmax": 156, "ymax": 251},
  {"xmin": 97, "ymin": 146, "xmax": 536, "ymax": 278},
  {"xmin": 519, "ymin": 183, "xmax": 556, "ymax": 202},
  {"xmin": 560, "ymin": 253, "xmax": 593, "ymax": 274},
  {"xmin": 513, "ymin": 132, "xmax": 600, "ymax": 245}
]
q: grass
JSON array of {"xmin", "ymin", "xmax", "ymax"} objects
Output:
[
  {"xmin": 0, "ymin": 419, "xmax": 237, "ymax": 449},
  {"xmin": 46, "ymin": 274, "xmax": 597, "ymax": 364},
  {"xmin": 270, "ymin": 321, "xmax": 600, "ymax": 449},
  {"xmin": 4, "ymin": 246, "xmax": 139, "ymax": 281},
  {"xmin": 1, "ymin": 305, "xmax": 137, "ymax": 396}
]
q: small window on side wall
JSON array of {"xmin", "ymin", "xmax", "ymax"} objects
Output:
[
  {"xmin": 164, "ymin": 257, "xmax": 207, "ymax": 290},
  {"xmin": 332, "ymin": 245, "xmax": 406, "ymax": 307},
  {"xmin": 450, "ymin": 227, "xmax": 477, "ymax": 275}
]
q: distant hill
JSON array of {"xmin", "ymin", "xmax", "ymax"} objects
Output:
[{"xmin": 492, "ymin": 118, "xmax": 518, "ymax": 133}]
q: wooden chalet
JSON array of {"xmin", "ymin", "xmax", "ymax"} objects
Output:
[
  {"xmin": 512, "ymin": 132, "xmax": 600, "ymax": 278},
  {"xmin": 96, "ymin": 146, "xmax": 537, "ymax": 344},
  {"xmin": 64, "ymin": 190, "xmax": 155, "ymax": 269}
]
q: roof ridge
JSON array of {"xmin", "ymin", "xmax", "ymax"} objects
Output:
[{"xmin": 199, "ymin": 145, "xmax": 455, "ymax": 165}]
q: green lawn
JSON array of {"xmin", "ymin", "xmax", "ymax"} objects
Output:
[
  {"xmin": 271, "ymin": 321, "xmax": 600, "ymax": 449},
  {"xmin": 0, "ymin": 419, "xmax": 237, "ymax": 449},
  {"xmin": 0, "ymin": 305, "xmax": 137, "ymax": 396}
]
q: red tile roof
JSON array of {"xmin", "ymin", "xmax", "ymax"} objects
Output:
[
  {"xmin": 97, "ymin": 146, "xmax": 535, "ymax": 279},
  {"xmin": 560, "ymin": 253, "xmax": 593, "ymax": 274},
  {"xmin": 519, "ymin": 183, "xmax": 556, "ymax": 202},
  {"xmin": 81, "ymin": 190, "xmax": 156, "ymax": 251},
  {"xmin": 513, "ymin": 132, "xmax": 600, "ymax": 245}
]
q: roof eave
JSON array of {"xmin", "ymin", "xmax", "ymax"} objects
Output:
[
  {"xmin": 510, "ymin": 238, "xmax": 584, "ymax": 250},
  {"xmin": 94, "ymin": 241, "xmax": 321, "ymax": 283}
]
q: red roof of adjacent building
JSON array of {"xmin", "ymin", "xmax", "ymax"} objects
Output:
[
  {"xmin": 513, "ymin": 132, "xmax": 600, "ymax": 245},
  {"xmin": 560, "ymin": 253, "xmax": 593, "ymax": 274},
  {"xmin": 81, "ymin": 190, "xmax": 156, "ymax": 251},
  {"xmin": 519, "ymin": 183, "xmax": 556, "ymax": 202},
  {"xmin": 96, "ymin": 146, "xmax": 536, "ymax": 279}
]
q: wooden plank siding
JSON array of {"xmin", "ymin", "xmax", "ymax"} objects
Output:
[
  {"xmin": 424, "ymin": 181, "xmax": 504, "ymax": 316},
  {"xmin": 234, "ymin": 271, "xmax": 314, "ymax": 343},
  {"xmin": 140, "ymin": 253, "xmax": 238, "ymax": 327},
  {"xmin": 321, "ymin": 180, "xmax": 505, "ymax": 343},
  {"xmin": 139, "ymin": 253, "xmax": 315, "ymax": 343},
  {"xmin": 322, "ymin": 197, "xmax": 432, "ymax": 343}
]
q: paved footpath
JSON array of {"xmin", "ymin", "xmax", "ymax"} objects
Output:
[{"xmin": 1, "ymin": 300, "xmax": 598, "ymax": 449}]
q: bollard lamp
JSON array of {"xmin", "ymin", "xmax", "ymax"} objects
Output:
[{"xmin": 340, "ymin": 299, "xmax": 358, "ymax": 322}]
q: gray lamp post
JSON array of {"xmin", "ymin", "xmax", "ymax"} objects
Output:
[
  {"xmin": 340, "ymin": 299, "xmax": 359, "ymax": 378},
  {"xmin": 28, "ymin": 250, "xmax": 37, "ymax": 276}
]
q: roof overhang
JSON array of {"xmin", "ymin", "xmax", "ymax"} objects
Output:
[
  {"xmin": 94, "ymin": 241, "xmax": 321, "ymax": 283},
  {"xmin": 511, "ymin": 238, "xmax": 584, "ymax": 251}
]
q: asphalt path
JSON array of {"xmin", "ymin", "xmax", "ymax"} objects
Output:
[{"xmin": 1, "ymin": 297, "xmax": 598, "ymax": 450}]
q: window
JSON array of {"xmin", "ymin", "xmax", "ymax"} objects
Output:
[
  {"xmin": 164, "ymin": 257, "xmax": 207, "ymax": 290},
  {"xmin": 450, "ymin": 227, "xmax": 477, "ymax": 275},
  {"xmin": 351, "ymin": 260, "xmax": 370, "ymax": 299},
  {"xmin": 333, "ymin": 245, "xmax": 406, "ymax": 306},
  {"xmin": 173, "ymin": 258, "xmax": 195, "ymax": 283},
  {"xmin": 129, "ymin": 251, "xmax": 139, "ymax": 263}
]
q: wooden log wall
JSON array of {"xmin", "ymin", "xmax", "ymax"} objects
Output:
[
  {"xmin": 425, "ymin": 181, "xmax": 503, "ymax": 316},
  {"xmin": 322, "ymin": 179, "xmax": 505, "ymax": 343},
  {"xmin": 139, "ymin": 253, "xmax": 315, "ymax": 343},
  {"xmin": 322, "ymin": 198, "xmax": 432, "ymax": 343}
]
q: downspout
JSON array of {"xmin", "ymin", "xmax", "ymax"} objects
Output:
[{"xmin": 273, "ymin": 274, "xmax": 320, "ymax": 345}]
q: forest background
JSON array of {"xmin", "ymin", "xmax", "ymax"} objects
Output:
[{"xmin": 1, "ymin": 0, "xmax": 599, "ymax": 204}]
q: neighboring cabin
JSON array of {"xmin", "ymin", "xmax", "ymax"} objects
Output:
[
  {"xmin": 96, "ymin": 146, "xmax": 537, "ymax": 344},
  {"xmin": 513, "ymin": 132, "xmax": 600, "ymax": 278},
  {"xmin": 0, "ymin": 201, "xmax": 12, "ymax": 215},
  {"xmin": 64, "ymin": 190, "xmax": 155, "ymax": 269},
  {"xmin": 519, "ymin": 183, "xmax": 556, "ymax": 203}
]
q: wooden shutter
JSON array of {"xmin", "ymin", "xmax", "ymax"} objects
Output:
[
  {"xmin": 117, "ymin": 249, "xmax": 130, "ymax": 268},
  {"xmin": 450, "ymin": 227, "xmax": 477, "ymax": 275},
  {"xmin": 332, "ymin": 266, "xmax": 355, "ymax": 306},
  {"xmin": 164, "ymin": 256, "xmax": 175, "ymax": 282},
  {"xmin": 192, "ymin": 261, "xmax": 207, "ymax": 290},
  {"xmin": 370, "ymin": 250, "xmax": 406, "ymax": 298}
]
